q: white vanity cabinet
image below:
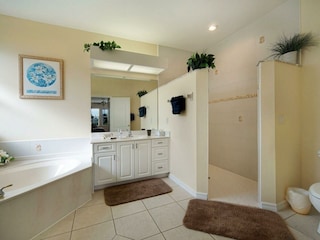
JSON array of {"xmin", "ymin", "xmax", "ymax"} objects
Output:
[
  {"xmin": 117, "ymin": 140, "xmax": 152, "ymax": 181},
  {"xmin": 92, "ymin": 137, "xmax": 169, "ymax": 189},
  {"xmin": 152, "ymin": 138, "xmax": 169, "ymax": 175},
  {"xmin": 93, "ymin": 143, "xmax": 117, "ymax": 185}
]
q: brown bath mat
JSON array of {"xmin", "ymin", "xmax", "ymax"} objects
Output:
[
  {"xmin": 104, "ymin": 178, "xmax": 172, "ymax": 206},
  {"xmin": 183, "ymin": 199, "xmax": 295, "ymax": 240}
]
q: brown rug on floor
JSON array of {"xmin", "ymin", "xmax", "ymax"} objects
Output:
[
  {"xmin": 104, "ymin": 178, "xmax": 172, "ymax": 206},
  {"xmin": 183, "ymin": 199, "xmax": 295, "ymax": 240}
]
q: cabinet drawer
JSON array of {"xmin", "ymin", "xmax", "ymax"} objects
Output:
[
  {"xmin": 152, "ymin": 160, "xmax": 169, "ymax": 175},
  {"xmin": 152, "ymin": 138, "xmax": 168, "ymax": 147},
  {"xmin": 94, "ymin": 143, "xmax": 116, "ymax": 153},
  {"xmin": 152, "ymin": 147, "xmax": 168, "ymax": 160}
]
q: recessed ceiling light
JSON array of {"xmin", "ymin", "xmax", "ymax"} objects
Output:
[{"xmin": 208, "ymin": 25, "xmax": 217, "ymax": 31}]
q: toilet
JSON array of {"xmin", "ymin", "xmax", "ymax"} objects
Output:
[{"xmin": 309, "ymin": 183, "xmax": 320, "ymax": 233}]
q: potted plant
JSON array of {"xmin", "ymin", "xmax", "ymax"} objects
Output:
[
  {"xmin": 84, "ymin": 40, "xmax": 121, "ymax": 52},
  {"xmin": 137, "ymin": 90, "xmax": 148, "ymax": 98},
  {"xmin": 270, "ymin": 32, "xmax": 318, "ymax": 64},
  {"xmin": 187, "ymin": 52, "xmax": 215, "ymax": 72}
]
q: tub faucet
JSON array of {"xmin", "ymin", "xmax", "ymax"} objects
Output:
[{"xmin": 0, "ymin": 184, "xmax": 13, "ymax": 198}]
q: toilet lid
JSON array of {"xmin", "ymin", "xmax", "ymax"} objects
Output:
[{"xmin": 310, "ymin": 183, "xmax": 320, "ymax": 199}]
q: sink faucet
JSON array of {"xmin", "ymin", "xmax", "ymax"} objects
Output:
[
  {"xmin": 128, "ymin": 129, "xmax": 132, "ymax": 137},
  {"xmin": 118, "ymin": 129, "xmax": 123, "ymax": 138},
  {"xmin": 0, "ymin": 184, "xmax": 13, "ymax": 198}
]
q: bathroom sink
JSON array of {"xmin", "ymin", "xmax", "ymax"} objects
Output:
[{"xmin": 100, "ymin": 135, "xmax": 149, "ymax": 142}]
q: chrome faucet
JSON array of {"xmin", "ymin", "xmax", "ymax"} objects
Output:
[
  {"xmin": 0, "ymin": 184, "xmax": 13, "ymax": 198},
  {"xmin": 128, "ymin": 129, "xmax": 132, "ymax": 137}
]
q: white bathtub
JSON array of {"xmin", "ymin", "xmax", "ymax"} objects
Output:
[
  {"xmin": 0, "ymin": 157, "xmax": 91, "ymax": 202},
  {"xmin": 0, "ymin": 157, "xmax": 92, "ymax": 239}
]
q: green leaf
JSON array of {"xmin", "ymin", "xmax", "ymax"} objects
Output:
[{"xmin": 83, "ymin": 40, "xmax": 121, "ymax": 52}]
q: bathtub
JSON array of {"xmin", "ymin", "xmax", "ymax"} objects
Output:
[
  {"xmin": 0, "ymin": 157, "xmax": 92, "ymax": 240},
  {"xmin": 0, "ymin": 157, "xmax": 91, "ymax": 202}
]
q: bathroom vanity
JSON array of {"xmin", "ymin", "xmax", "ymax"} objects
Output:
[{"xmin": 91, "ymin": 133, "xmax": 169, "ymax": 189}]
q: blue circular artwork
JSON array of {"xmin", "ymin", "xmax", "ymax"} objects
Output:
[{"xmin": 26, "ymin": 62, "xmax": 56, "ymax": 87}]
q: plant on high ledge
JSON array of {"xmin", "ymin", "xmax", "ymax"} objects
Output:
[
  {"xmin": 84, "ymin": 40, "xmax": 121, "ymax": 52},
  {"xmin": 137, "ymin": 90, "xmax": 148, "ymax": 98},
  {"xmin": 270, "ymin": 32, "xmax": 318, "ymax": 64},
  {"xmin": 187, "ymin": 52, "xmax": 215, "ymax": 72}
]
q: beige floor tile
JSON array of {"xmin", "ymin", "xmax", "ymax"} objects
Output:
[
  {"xmin": 71, "ymin": 221, "xmax": 115, "ymax": 240},
  {"xmin": 162, "ymin": 225, "xmax": 214, "ymax": 240},
  {"xmin": 81, "ymin": 190, "xmax": 105, "ymax": 208},
  {"xmin": 35, "ymin": 212, "xmax": 74, "ymax": 239},
  {"xmin": 285, "ymin": 208, "xmax": 320, "ymax": 240},
  {"xmin": 143, "ymin": 233, "xmax": 166, "ymax": 240},
  {"xmin": 210, "ymin": 234, "xmax": 235, "ymax": 240},
  {"xmin": 114, "ymin": 211, "xmax": 160, "ymax": 239},
  {"xmin": 39, "ymin": 232, "xmax": 71, "ymax": 240},
  {"xmin": 149, "ymin": 202, "xmax": 185, "ymax": 231},
  {"xmin": 177, "ymin": 198, "xmax": 192, "ymax": 210},
  {"xmin": 168, "ymin": 185, "xmax": 193, "ymax": 202},
  {"xmin": 142, "ymin": 194, "xmax": 175, "ymax": 209},
  {"xmin": 277, "ymin": 206, "xmax": 297, "ymax": 219},
  {"xmin": 113, "ymin": 235, "xmax": 132, "ymax": 240},
  {"xmin": 111, "ymin": 200, "xmax": 146, "ymax": 219},
  {"xmin": 288, "ymin": 227, "xmax": 314, "ymax": 240},
  {"xmin": 73, "ymin": 204, "xmax": 112, "ymax": 230},
  {"xmin": 161, "ymin": 177, "xmax": 178, "ymax": 187}
]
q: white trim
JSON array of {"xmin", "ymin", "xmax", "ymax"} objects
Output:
[
  {"xmin": 257, "ymin": 62, "xmax": 262, "ymax": 207},
  {"xmin": 261, "ymin": 200, "xmax": 288, "ymax": 212},
  {"xmin": 169, "ymin": 173, "xmax": 208, "ymax": 200}
]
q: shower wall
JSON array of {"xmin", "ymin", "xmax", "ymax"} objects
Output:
[{"xmin": 208, "ymin": 0, "xmax": 300, "ymax": 181}]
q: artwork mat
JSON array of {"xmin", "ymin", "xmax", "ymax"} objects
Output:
[{"xmin": 19, "ymin": 54, "xmax": 64, "ymax": 99}]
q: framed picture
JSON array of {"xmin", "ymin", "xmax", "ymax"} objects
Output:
[{"xmin": 19, "ymin": 54, "xmax": 64, "ymax": 99}]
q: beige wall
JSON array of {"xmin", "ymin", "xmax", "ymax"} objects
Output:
[
  {"xmin": 158, "ymin": 46, "xmax": 192, "ymax": 86},
  {"xmin": 158, "ymin": 69, "xmax": 208, "ymax": 197},
  {"xmin": 0, "ymin": 14, "xmax": 157, "ymax": 141},
  {"xmin": 300, "ymin": 0, "xmax": 320, "ymax": 188},
  {"xmin": 208, "ymin": 0, "xmax": 300, "ymax": 181},
  {"xmin": 259, "ymin": 61, "xmax": 301, "ymax": 205}
]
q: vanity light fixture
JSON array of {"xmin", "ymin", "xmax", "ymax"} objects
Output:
[
  {"xmin": 208, "ymin": 25, "xmax": 217, "ymax": 31},
  {"xmin": 90, "ymin": 46, "xmax": 167, "ymax": 75}
]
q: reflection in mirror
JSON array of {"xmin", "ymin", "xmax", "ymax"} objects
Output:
[
  {"xmin": 91, "ymin": 75, "xmax": 158, "ymax": 132},
  {"xmin": 91, "ymin": 97, "xmax": 110, "ymax": 132}
]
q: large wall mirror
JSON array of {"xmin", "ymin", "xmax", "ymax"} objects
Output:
[{"xmin": 91, "ymin": 75, "xmax": 158, "ymax": 132}]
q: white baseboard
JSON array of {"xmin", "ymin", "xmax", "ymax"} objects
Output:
[
  {"xmin": 261, "ymin": 200, "xmax": 288, "ymax": 211},
  {"xmin": 168, "ymin": 173, "xmax": 208, "ymax": 200}
]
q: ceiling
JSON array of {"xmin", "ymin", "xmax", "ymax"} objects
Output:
[{"xmin": 0, "ymin": 0, "xmax": 288, "ymax": 52}]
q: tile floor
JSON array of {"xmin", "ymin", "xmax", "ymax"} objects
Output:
[{"xmin": 34, "ymin": 167, "xmax": 320, "ymax": 240}]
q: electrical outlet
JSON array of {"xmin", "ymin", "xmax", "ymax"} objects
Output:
[{"xmin": 35, "ymin": 144, "xmax": 42, "ymax": 152}]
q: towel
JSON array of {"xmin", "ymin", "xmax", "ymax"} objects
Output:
[
  {"xmin": 170, "ymin": 95, "xmax": 186, "ymax": 114},
  {"xmin": 139, "ymin": 106, "xmax": 147, "ymax": 117}
]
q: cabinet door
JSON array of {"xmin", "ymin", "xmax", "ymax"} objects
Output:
[
  {"xmin": 135, "ymin": 140, "xmax": 151, "ymax": 178},
  {"xmin": 94, "ymin": 152, "xmax": 116, "ymax": 185},
  {"xmin": 117, "ymin": 141, "xmax": 135, "ymax": 181}
]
